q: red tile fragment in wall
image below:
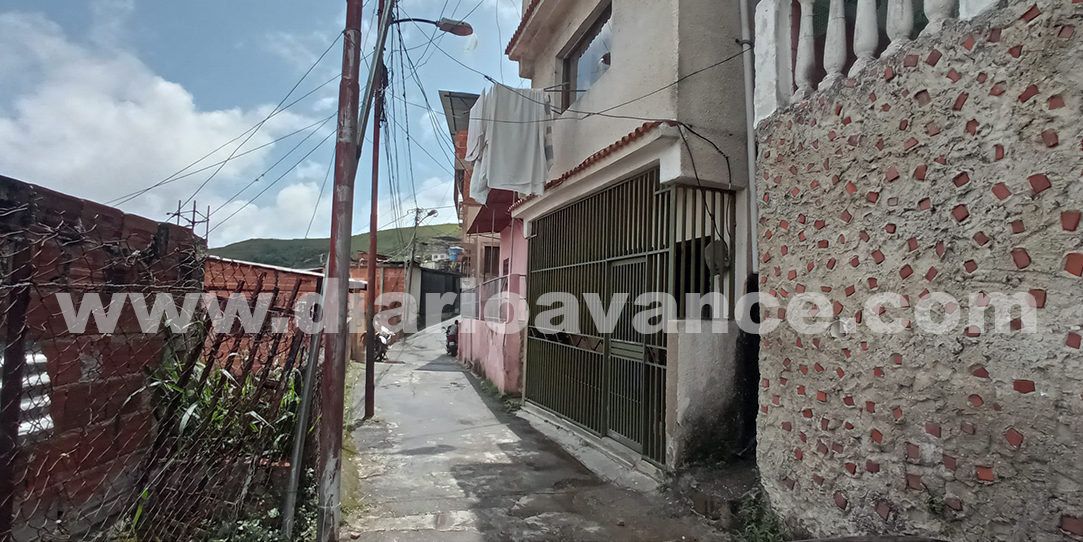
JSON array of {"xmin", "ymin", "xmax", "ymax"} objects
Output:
[
  {"xmin": 965, "ymin": 325, "xmax": 981, "ymax": 337},
  {"xmin": 846, "ymin": 462, "xmax": 857, "ymax": 475},
  {"xmin": 803, "ymin": 408, "xmax": 813, "ymax": 418},
  {"xmin": 963, "ymin": 35, "xmax": 976, "ymax": 50},
  {"xmin": 966, "ymin": 119, "xmax": 979, "ymax": 135},
  {"xmin": 782, "ymin": 478, "xmax": 796, "ymax": 490},
  {"xmin": 926, "ymin": 267, "xmax": 939, "ymax": 281},
  {"xmin": 885, "ymin": 66, "xmax": 895, "ymax": 80},
  {"xmin": 990, "ymin": 84, "xmax": 1005, "ymax": 96},
  {"xmin": 795, "ymin": 448, "xmax": 803, "ymax": 460},
  {"xmin": 868, "ymin": 192, "xmax": 880, "ymax": 203},
  {"xmin": 1029, "ymin": 289, "xmax": 1046, "ymax": 308},
  {"xmin": 1061, "ymin": 516, "xmax": 1083, "ymax": 536},
  {"xmin": 1005, "ymin": 428, "xmax": 1024, "ymax": 448},
  {"xmin": 907, "ymin": 474, "xmax": 924, "ymax": 490},
  {"xmin": 926, "ymin": 121, "xmax": 940, "ymax": 135},
  {"xmin": 904, "ymin": 138, "xmax": 919, "ymax": 151},
  {"xmin": 782, "ymin": 421, "xmax": 791, "ymax": 431},
  {"xmin": 935, "ymin": 155, "xmax": 947, "ymax": 165},
  {"xmin": 914, "ymin": 164, "xmax": 927, "ymax": 180},
  {"xmin": 952, "ymin": 205, "xmax": 969, "ymax": 222},
  {"xmin": 977, "ymin": 72, "xmax": 988, "ymax": 83},
  {"xmin": 907, "ymin": 238, "xmax": 919, "ymax": 251},
  {"xmin": 954, "ymin": 172, "xmax": 970, "ymax": 186},
  {"xmin": 1008, "ymin": 45, "xmax": 1023, "ymax": 58},
  {"xmin": 953, "ymin": 93, "xmax": 968, "ymax": 110},
  {"xmin": 1043, "ymin": 130, "xmax": 1059, "ymax": 148},
  {"xmin": 900, "ymin": 265, "xmax": 914, "ymax": 279},
  {"xmin": 992, "ymin": 183, "xmax": 1011, "ymax": 200},
  {"xmin": 871, "ymin": 429, "xmax": 883, "ymax": 443},
  {"xmin": 961, "ymin": 421, "xmax": 976, "ymax": 434},
  {"xmin": 947, "ymin": 68, "xmax": 961, "ymax": 83},
  {"xmin": 977, "ymin": 466, "xmax": 994, "ymax": 481},
  {"xmin": 841, "ymin": 210, "xmax": 853, "ymax": 223},
  {"xmin": 1020, "ymin": 4, "xmax": 1040, "ymax": 23},
  {"xmin": 1066, "ymin": 253, "xmax": 1083, "ymax": 277},
  {"xmin": 973, "ymin": 366, "xmax": 990, "ymax": 378},
  {"xmin": 1028, "ymin": 174, "xmax": 1051, "ymax": 193},
  {"xmin": 867, "ymin": 461, "xmax": 881, "ymax": 474},
  {"xmin": 964, "ymin": 260, "xmax": 978, "ymax": 273},
  {"xmin": 821, "ymin": 418, "xmax": 830, "ymax": 430},
  {"xmin": 874, "ymin": 367, "xmax": 885, "ymax": 377},
  {"xmin": 844, "ymin": 396, "xmax": 855, "ymax": 406},
  {"xmin": 835, "ymin": 492, "xmax": 848, "ymax": 510},
  {"xmin": 848, "ymin": 135, "xmax": 860, "ymax": 147},
  {"xmin": 900, "ymin": 119, "xmax": 909, "ymax": 130},
  {"xmin": 988, "ymin": 28, "xmax": 1001, "ymax": 42},
  {"xmin": 919, "ymin": 198, "xmax": 931, "ymax": 210},
  {"xmin": 893, "ymin": 407, "xmax": 903, "ymax": 419},
  {"xmin": 1011, "ymin": 220, "xmax": 1025, "ymax": 233},
  {"xmin": 846, "ymin": 182, "xmax": 857, "ymax": 195},
  {"xmin": 866, "ymin": 401, "xmax": 875, "ymax": 413},
  {"xmin": 817, "ymin": 391, "xmax": 827, "ymax": 402},
  {"xmin": 943, "ymin": 454, "xmax": 957, "ymax": 470},
  {"xmin": 1019, "ymin": 85, "xmax": 1039, "ymax": 102},
  {"xmin": 1011, "ymin": 248, "xmax": 1031, "ymax": 269},
  {"xmin": 904, "ymin": 54, "xmax": 919, "ymax": 67},
  {"xmin": 1014, "ymin": 380, "xmax": 1036, "ymax": 393},
  {"xmin": 926, "ymin": 49, "xmax": 942, "ymax": 66},
  {"xmin": 995, "ymin": 145, "xmax": 1005, "ymax": 160},
  {"xmin": 907, "ymin": 443, "xmax": 920, "ymax": 458},
  {"xmin": 1049, "ymin": 95, "xmax": 1065, "ymax": 109},
  {"xmin": 1060, "ymin": 25, "xmax": 1076, "ymax": 38},
  {"xmin": 926, "ymin": 423, "xmax": 942, "ymax": 438}
]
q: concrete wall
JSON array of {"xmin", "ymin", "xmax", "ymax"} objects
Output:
[
  {"xmin": 460, "ymin": 220, "xmax": 527, "ymax": 394},
  {"xmin": 754, "ymin": 2, "xmax": 1083, "ymax": 540},
  {"xmin": 666, "ymin": 320, "xmax": 750, "ymax": 469}
]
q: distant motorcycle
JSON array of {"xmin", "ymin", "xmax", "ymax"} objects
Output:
[
  {"xmin": 363, "ymin": 325, "xmax": 395, "ymax": 363},
  {"xmin": 445, "ymin": 321, "xmax": 459, "ymax": 357}
]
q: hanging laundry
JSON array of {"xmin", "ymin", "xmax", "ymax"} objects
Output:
[{"xmin": 465, "ymin": 84, "xmax": 551, "ymax": 204}]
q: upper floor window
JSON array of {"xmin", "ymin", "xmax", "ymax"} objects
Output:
[{"xmin": 562, "ymin": 5, "xmax": 612, "ymax": 109}]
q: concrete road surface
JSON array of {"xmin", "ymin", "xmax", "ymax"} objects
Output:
[{"xmin": 345, "ymin": 322, "xmax": 727, "ymax": 542}]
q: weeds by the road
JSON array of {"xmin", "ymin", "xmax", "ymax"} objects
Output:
[
  {"xmin": 477, "ymin": 377, "xmax": 523, "ymax": 414},
  {"xmin": 736, "ymin": 491, "xmax": 786, "ymax": 542}
]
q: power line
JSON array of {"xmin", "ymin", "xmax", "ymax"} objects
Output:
[
  {"xmin": 209, "ymin": 129, "xmax": 337, "ymax": 234},
  {"xmin": 108, "ymin": 113, "xmax": 337, "ymax": 205},
  {"xmin": 305, "ymin": 150, "xmax": 336, "ymax": 238},
  {"xmin": 181, "ymin": 33, "xmax": 345, "ymax": 208}
]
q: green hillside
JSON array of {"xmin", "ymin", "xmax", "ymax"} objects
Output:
[{"xmin": 209, "ymin": 223, "xmax": 462, "ymax": 270}]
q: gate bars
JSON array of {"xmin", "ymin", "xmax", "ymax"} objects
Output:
[{"xmin": 525, "ymin": 168, "xmax": 736, "ymax": 465}]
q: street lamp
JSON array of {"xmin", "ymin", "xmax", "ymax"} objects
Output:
[{"xmin": 397, "ymin": 17, "xmax": 474, "ymax": 36}]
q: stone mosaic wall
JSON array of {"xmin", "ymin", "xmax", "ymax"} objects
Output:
[{"xmin": 754, "ymin": 1, "xmax": 1083, "ymax": 540}]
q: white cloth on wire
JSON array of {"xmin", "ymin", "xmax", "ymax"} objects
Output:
[{"xmin": 466, "ymin": 84, "xmax": 551, "ymax": 204}]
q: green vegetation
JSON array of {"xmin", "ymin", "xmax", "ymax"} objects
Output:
[
  {"xmin": 208, "ymin": 223, "xmax": 462, "ymax": 269},
  {"xmin": 736, "ymin": 492, "xmax": 786, "ymax": 542}
]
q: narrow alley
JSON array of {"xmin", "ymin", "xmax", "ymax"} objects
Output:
[{"xmin": 345, "ymin": 324, "xmax": 726, "ymax": 542}]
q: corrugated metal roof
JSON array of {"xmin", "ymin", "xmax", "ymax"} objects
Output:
[{"xmin": 439, "ymin": 90, "xmax": 480, "ymax": 134}]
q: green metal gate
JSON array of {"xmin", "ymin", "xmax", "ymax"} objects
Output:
[{"xmin": 525, "ymin": 168, "xmax": 735, "ymax": 465}]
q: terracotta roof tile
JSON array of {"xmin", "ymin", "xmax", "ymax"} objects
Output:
[
  {"xmin": 505, "ymin": 0, "xmax": 543, "ymax": 56},
  {"xmin": 509, "ymin": 120, "xmax": 675, "ymax": 211}
]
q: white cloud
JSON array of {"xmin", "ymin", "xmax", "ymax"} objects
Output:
[{"xmin": 0, "ymin": 11, "xmax": 329, "ymax": 248}]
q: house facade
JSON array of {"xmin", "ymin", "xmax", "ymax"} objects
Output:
[
  {"xmin": 442, "ymin": 91, "xmax": 528, "ymax": 394},
  {"xmin": 753, "ymin": 0, "xmax": 1083, "ymax": 539},
  {"xmin": 504, "ymin": 0, "xmax": 760, "ymax": 470}
]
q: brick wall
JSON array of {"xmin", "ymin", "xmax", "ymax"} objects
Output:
[
  {"xmin": 754, "ymin": 2, "xmax": 1083, "ymax": 540},
  {"xmin": 0, "ymin": 175, "xmax": 204, "ymax": 538}
]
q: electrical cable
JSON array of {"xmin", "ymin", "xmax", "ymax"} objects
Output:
[
  {"xmin": 210, "ymin": 115, "xmax": 337, "ymax": 217},
  {"xmin": 304, "ymin": 150, "xmax": 336, "ymax": 238},
  {"xmin": 209, "ymin": 129, "xmax": 337, "ymax": 234},
  {"xmin": 182, "ymin": 33, "xmax": 345, "ymax": 208},
  {"xmin": 108, "ymin": 77, "xmax": 341, "ymax": 206}
]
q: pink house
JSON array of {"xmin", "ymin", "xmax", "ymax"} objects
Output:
[{"xmin": 439, "ymin": 90, "xmax": 526, "ymax": 395}]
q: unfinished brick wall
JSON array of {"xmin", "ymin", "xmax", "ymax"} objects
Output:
[
  {"xmin": 0, "ymin": 176, "xmax": 204, "ymax": 539},
  {"xmin": 754, "ymin": 2, "xmax": 1083, "ymax": 540}
]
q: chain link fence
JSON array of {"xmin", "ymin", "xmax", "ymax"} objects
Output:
[{"xmin": 0, "ymin": 177, "xmax": 325, "ymax": 541}]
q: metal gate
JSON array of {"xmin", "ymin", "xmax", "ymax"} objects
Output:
[{"xmin": 525, "ymin": 168, "xmax": 735, "ymax": 465}]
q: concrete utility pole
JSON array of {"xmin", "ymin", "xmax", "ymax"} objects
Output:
[
  {"xmin": 402, "ymin": 208, "xmax": 436, "ymax": 340},
  {"xmin": 317, "ymin": 0, "xmax": 363, "ymax": 539}
]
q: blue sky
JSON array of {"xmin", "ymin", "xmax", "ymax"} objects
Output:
[{"xmin": 0, "ymin": 0, "xmax": 525, "ymax": 247}]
